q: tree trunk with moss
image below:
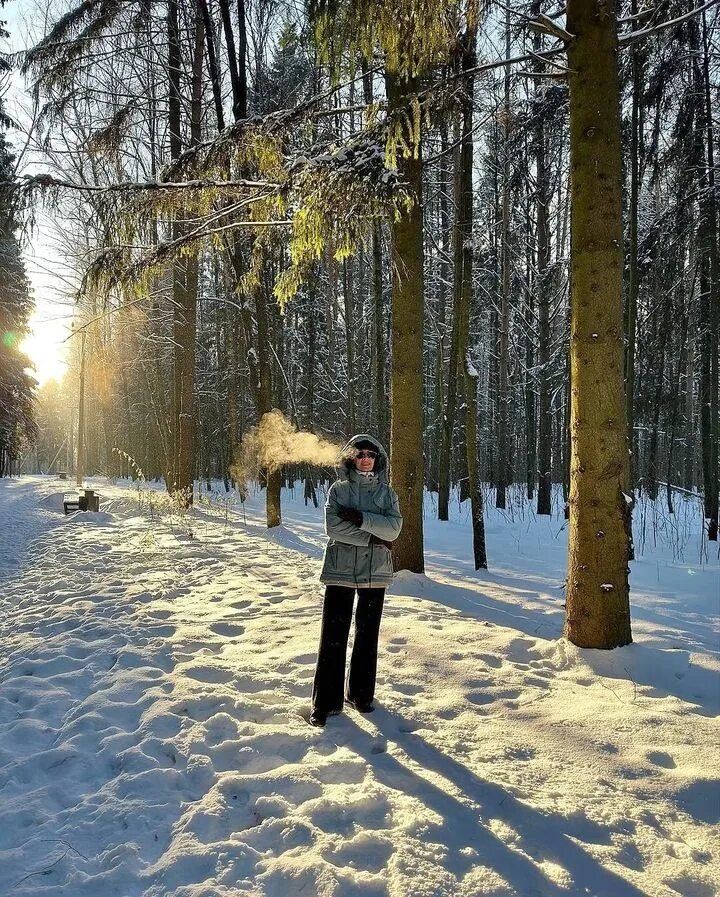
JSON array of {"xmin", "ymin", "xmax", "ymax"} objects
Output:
[
  {"xmin": 564, "ymin": 0, "xmax": 632, "ymax": 649},
  {"xmin": 385, "ymin": 71, "xmax": 425, "ymax": 574}
]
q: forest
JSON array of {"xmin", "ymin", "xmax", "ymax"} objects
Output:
[
  {"xmin": 0, "ymin": 3, "xmax": 719, "ymax": 895},
  {"xmin": 1, "ymin": 0, "xmax": 719, "ymax": 653}
]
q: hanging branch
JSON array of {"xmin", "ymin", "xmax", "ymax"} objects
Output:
[{"xmin": 4, "ymin": 173, "xmax": 281, "ymax": 196}]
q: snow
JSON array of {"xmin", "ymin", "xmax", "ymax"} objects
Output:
[{"xmin": 0, "ymin": 475, "xmax": 718, "ymax": 897}]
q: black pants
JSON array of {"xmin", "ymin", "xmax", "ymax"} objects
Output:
[{"xmin": 311, "ymin": 585, "xmax": 385, "ymax": 714}]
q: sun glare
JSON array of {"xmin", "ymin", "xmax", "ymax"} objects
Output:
[{"xmin": 20, "ymin": 315, "xmax": 69, "ymax": 388}]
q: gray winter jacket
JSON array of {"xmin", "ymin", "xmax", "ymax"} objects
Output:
[{"xmin": 319, "ymin": 434, "xmax": 403, "ymax": 589}]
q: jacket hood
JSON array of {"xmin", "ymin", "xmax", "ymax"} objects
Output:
[{"xmin": 337, "ymin": 433, "xmax": 389, "ymax": 484}]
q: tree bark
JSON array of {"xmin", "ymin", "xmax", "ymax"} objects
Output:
[
  {"xmin": 496, "ymin": 15, "xmax": 512, "ymax": 510},
  {"xmin": 439, "ymin": 117, "xmax": 462, "ymax": 522},
  {"xmin": 699, "ymin": 12, "xmax": 719, "ymax": 540},
  {"xmin": 535, "ymin": 5, "xmax": 552, "ymax": 516},
  {"xmin": 455, "ymin": 23, "xmax": 487, "ymax": 568},
  {"xmin": 197, "ymin": 0, "xmax": 224, "ymax": 130},
  {"xmin": 342, "ymin": 258, "xmax": 357, "ymax": 434},
  {"xmin": 168, "ymin": 3, "xmax": 203, "ymax": 507},
  {"xmin": 437, "ymin": 115, "xmax": 454, "ymax": 517},
  {"xmin": 624, "ymin": 0, "xmax": 641, "ymax": 491},
  {"xmin": 361, "ymin": 62, "xmax": 388, "ymax": 446},
  {"xmin": 385, "ymin": 71, "xmax": 425, "ymax": 573},
  {"xmin": 564, "ymin": 0, "xmax": 632, "ymax": 649},
  {"xmin": 76, "ymin": 331, "xmax": 86, "ymax": 487}
]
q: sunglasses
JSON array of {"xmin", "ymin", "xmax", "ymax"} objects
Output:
[{"xmin": 355, "ymin": 450, "xmax": 377, "ymax": 459}]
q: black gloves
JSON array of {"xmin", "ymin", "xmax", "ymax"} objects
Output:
[
  {"xmin": 336, "ymin": 507, "xmax": 392, "ymax": 548},
  {"xmin": 337, "ymin": 505, "xmax": 363, "ymax": 527}
]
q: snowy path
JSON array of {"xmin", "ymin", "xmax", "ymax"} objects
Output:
[{"xmin": 0, "ymin": 476, "xmax": 718, "ymax": 897}]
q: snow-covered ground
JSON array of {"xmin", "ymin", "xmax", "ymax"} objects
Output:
[{"xmin": 0, "ymin": 474, "xmax": 718, "ymax": 897}]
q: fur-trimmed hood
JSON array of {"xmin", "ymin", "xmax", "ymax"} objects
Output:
[{"xmin": 336, "ymin": 433, "xmax": 389, "ymax": 485}]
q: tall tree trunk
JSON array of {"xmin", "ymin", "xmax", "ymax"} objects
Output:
[
  {"xmin": 535, "ymin": 5, "xmax": 552, "ymax": 516},
  {"xmin": 255, "ymin": 273, "xmax": 282, "ymax": 526},
  {"xmin": 197, "ymin": 0, "xmax": 224, "ymax": 129},
  {"xmin": 385, "ymin": 71, "xmax": 425, "ymax": 573},
  {"xmin": 168, "ymin": 3, "xmax": 202, "ymax": 506},
  {"xmin": 217, "ymin": 0, "xmax": 246, "ymax": 120},
  {"xmin": 682, "ymin": 272, "xmax": 696, "ymax": 492},
  {"xmin": 564, "ymin": 0, "xmax": 632, "ymax": 649},
  {"xmin": 76, "ymin": 331, "xmax": 86, "ymax": 487},
  {"xmin": 647, "ymin": 292, "xmax": 671, "ymax": 501},
  {"xmin": 372, "ymin": 224, "xmax": 387, "ymax": 445},
  {"xmin": 699, "ymin": 12, "xmax": 719, "ymax": 539},
  {"xmin": 455, "ymin": 22, "xmax": 487, "ymax": 568},
  {"xmin": 343, "ymin": 258, "xmax": 357, "ymax": 434},
  {"xmin": 220, "ymin": 0, "xmax": 281, "ymax": 526},
  {"xmin": 236, "ymin": 0, "xmax": 248, "ymax": 118},
  {"xmin": 624, "ymin": 0, "xmax": 641, "ymax": 491},
  {"xmin": 437, "ymin": 116, "xmax": 454, "ymax": 517},
  {"xmin": 361, "ymin": 62, "xmax": 388, "ymax": 446},
  {"xmin": 524, "ymin": 262, "xmax": 536, "ymax": 500},
  {"xmin": 307, "ymin": 281, "xmax": 317, "ymax": 424},
  {"xmin": 167, "ymin": 0, "xmax": 185, "ymax": 500},
  {"xmin": 496, "ymin": 15, "xmax": 512, "ymax": 510},
  {"xmin": 439, "ymin": 117, "xmax": 462, "ymax": 522}
]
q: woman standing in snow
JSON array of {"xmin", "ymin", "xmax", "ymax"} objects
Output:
[{"xmin": 310, "ymin": 434, "xmax": 403, "ymax": 728}]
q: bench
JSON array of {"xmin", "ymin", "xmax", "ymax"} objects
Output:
[
  {"xmin": 64, "ymin": 488, "xmax": 100, "ymax": 514},
  {"xmin": 63, "ymin": 494, "xmax": 80, "ymax": 514}
]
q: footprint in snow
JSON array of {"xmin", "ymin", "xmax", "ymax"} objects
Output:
[
  {"xmin": 646, "ymin": 751, "xmax": 676, "ymax": 769},
  {"xmin": 183, "ymin": 665, "xmax": 235, "ymax": 684},
  {"xmin": 209, "ymin": 622, "xmax": 245, "ymax": 637},
  {"xmin": 392, "ymin": 683, "xmax": 422, "ymax": 696},
  {"xmin": 145, "ymin": 607, "xmax": 173, "ymax": 620},
  {"xmin": 474, "ymin": 652, "xmax": 502, "ymax": 669}
]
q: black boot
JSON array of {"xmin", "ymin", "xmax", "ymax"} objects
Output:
[{"xmin": 346, "ymin": 697, "xmax": 374, "ymax": 713}]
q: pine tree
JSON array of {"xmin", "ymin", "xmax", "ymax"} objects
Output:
[{"xmin": 564, "ymin": 0, "xmax": 632, "ymax": 649}]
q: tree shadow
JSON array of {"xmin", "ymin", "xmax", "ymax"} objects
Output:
[
  {"xmin": 189, "ymin": 505, "xmax": 326, "ymax": 560},
  {"xmin": 389, "ymin": 573, "xmax": 719, "ymax": 714},
  {"xmin": 567, "ymin": 641, "xmax": 719, "ymax": 716},
  {"xmin": 335, "ymin": 708, "xmax": 647, "ymax": 897},
  {"xmin": 390, "ymin": 571, "xmax": 564, "ymax": 640}
]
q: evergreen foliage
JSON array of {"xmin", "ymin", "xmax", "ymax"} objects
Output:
[{"xmin": 0, "ymin": 125, "xmax": 36, "ymax": 476}]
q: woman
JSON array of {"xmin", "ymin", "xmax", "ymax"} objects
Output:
[{"xmin": 310, "ymin": 434, "xmax": 403, "ymax": 727}]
